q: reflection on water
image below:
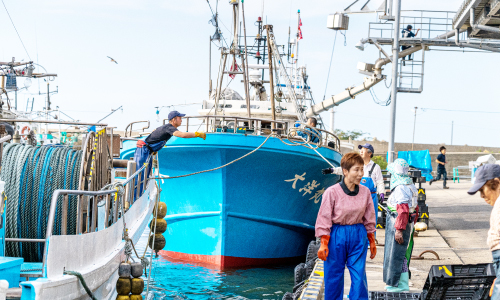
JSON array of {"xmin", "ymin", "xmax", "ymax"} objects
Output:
[{"xmin": 136, "ymin": 229, "xmax": 295, "ymax": 300}]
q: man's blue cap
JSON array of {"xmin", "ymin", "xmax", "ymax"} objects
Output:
[
  {"xmin": 468, "ymin": 164, "xmax": 500, "ymax": 195},
  {"xmin": 168, "ymin": 110, "xmax": 186, "ymax": 120},
  {"xmin": 358, "ymin": 143, "xmax": 374, "ymax": 154}
]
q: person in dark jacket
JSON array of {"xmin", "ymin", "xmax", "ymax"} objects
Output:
[
  {"xmin": 297, "ymin": 117, "xmax": 320, "ymax": 143},
  {"xmin": 134, "ymin": 111, "xmax": 206, "ymax": 186},
  {"xmin": 401, "ymin": 25, "xmax": 420, "ymax": 63},
  {"xmin": 429, "ymin": 146, "xmax": 449, "ymax": 189}
]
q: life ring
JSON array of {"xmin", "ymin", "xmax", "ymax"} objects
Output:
[{"xmin": 21, "ymin": 125, "xmax": 31, "ymax": 140}]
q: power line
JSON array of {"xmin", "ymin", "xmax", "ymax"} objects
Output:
[
  {"xmin": 421, "ymin": 108, "xmax": 500, "ymax": 114},
  {"xmin": 322, "ymin": 31, "xmax": 338, "ymax": 101},
  {"xmin": 2, "ymin": 0, "xmax": 31, "ymax": 60}
]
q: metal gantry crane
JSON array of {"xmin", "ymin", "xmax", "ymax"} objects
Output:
[{"xmin": 307, "ymin": 0, "xmax": 500, "ymax": 162}]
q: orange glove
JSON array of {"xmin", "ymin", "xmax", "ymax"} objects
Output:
[
  {"xmin": 368, "ymin": 233, "xmax": 377, "ymax": 259},
  {"xmin": 317, "ymin": 235, "xmax": 330, "ymax": 261}
]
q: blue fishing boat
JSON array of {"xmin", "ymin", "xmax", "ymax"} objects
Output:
[
  {"xmin": 121, "ymin": 5, "xmax": 343, "ymax": 268},
  {"xmin": 121, "ymin": 126, "xmax": 341, "ymax": 268}
]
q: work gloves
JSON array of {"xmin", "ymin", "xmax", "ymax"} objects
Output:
[
  {"xmin": 379, "ymin": 193, "xmax": 385, "ymax": 204},
  {"xmin": 195, "ymin": 132, "xmax": 206, "ymax": 140},
  {"xmin": 318, "ymin": 233, "xmax": 376, "ymax": 261},
  {"xmin": 317, "ymin": 235, "xmax": 330, "ymax": 261},
  {"xmin": 368, "ymin": 233, "xmax": 377, "ymax": 259},
  {"xmin": 322, "ymin": 168, "xmax": 333, "ymax": 175}
]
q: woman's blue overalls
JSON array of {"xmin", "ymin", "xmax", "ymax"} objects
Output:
[{"xmin": 360, "ymin": 163, "xmax": 379, "ymax": 226}]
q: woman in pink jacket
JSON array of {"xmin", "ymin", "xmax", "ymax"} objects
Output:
[{"xmin": 316, "ymin": 152, "xmax": 377, "ymax": 300}]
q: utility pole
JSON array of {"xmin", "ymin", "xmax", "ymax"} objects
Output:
[
  {"xmin": 451, "ymin": 121, "xmax": 454, "ymax": 145},
  {"xmin": 412, "ymin": 106, "xmax": 418, "ymax": 150},
  {"xmin": 387, "ymin": 0, "xmax": 401, "ymax": 163}
]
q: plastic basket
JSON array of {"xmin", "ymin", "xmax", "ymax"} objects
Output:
[
  {"xmin": 370, "ymin": 292, "xmax": 422, "ymax": 299},
  {"xmin": 422, "ymin": 264, "xmax": 495, "ymax": 300}
]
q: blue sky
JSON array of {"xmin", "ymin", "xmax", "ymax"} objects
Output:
[{"xmin": 1, "ymin": 0, "xmax": 498, "ymax": 147}]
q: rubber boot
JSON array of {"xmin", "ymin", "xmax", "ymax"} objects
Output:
[{"xmin": 385, "ymin": 272, "xmax": 410, "ymax": 292}]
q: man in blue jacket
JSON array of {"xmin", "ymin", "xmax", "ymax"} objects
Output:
[{"xmin": 297, "ymin": 117, "xmax": 320, "ymax": 143}]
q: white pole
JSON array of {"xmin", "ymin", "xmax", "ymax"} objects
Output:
[
  {"xmin": 387, "ymin": 0, "xmax": 401, "ymax": 163},
  {"xmin": 330, "ymin": 108, "xmax": 335, "ymax": 132}
]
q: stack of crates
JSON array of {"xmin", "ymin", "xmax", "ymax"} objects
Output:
[
  {"xmin": 417, "ymin": 188, "xmax": 429, "ymax": 225},
  {"xmin": 377, "ymin": 171, "xmax": 391, "ymax": 229},
  {"xmin": 409, "ymin": 169, "xmax": 430, "ymax": 226}
]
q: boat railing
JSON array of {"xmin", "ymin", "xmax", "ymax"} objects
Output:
[
  {"xmin": 3, "ymin": 154, "xmax": 155, "ymax": 278},
  {"xmin": 163, "ymin": 115, "xmax": 289, "ymax": 135},
  {"xmin": 124, "ymin": 120, "xmax": 150, "ymax": 137},
  {"xmin": 162, "ymin": 115, "xmax": 341, "ymax": 152},
  {"xmin": 311, "ymin": 127, "xmax": 341, "ymax": 151}
]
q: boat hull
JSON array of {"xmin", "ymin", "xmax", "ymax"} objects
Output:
[{"xmin": 121, "ymin": 133, "xmax": 341, "ymax": 268}]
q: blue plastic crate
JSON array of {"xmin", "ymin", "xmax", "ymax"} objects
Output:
[{"xmin": 0, "ymin": 257, "xmax": 23, "ymax": 288}]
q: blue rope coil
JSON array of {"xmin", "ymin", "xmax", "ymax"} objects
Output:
[{"xmin": 1, "ymin": 144, "xmax": 83, "ymax": 262}]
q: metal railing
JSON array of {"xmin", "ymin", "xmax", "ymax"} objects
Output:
[
  {"xmin": 4, "ymin": 154, "xmax": 154, "ymax": 278},
  {"xmin": 124, "ymin": 120, "xmax": 150, "ymax": 137},
  {"xmin": 369, "ymin": 10, "xmax": 500, "ymax": 46},
  {"xmin": 369, "ymin": 11, "xmax": 465, "ymax": 41},
  {"xmin": 162, "ymin": 115, "xmax": 341, "ymax": 152},
  {"xmin": 163, "ymin": 115, "xmax": 289, "ymax": 134}
]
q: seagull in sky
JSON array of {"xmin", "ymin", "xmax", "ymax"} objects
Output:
[{"xmin": 107, "ymin": 56, "xmax": 118, "ymax": 64}]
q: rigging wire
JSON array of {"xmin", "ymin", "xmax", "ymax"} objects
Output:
[
  {"xmin": 369, "ymin": 88, "xmax": 391, "ymax": 106},
  {"xmin": 322, "ymin": 31, "xmax": 338, "ymax": 101},
  {"xmin": 340, "ymin": 30, "xmax": 347, "ymax": 46},
  {"xmin": 2, "ymin": 0, "xmax": 31, "ymax": 60}
]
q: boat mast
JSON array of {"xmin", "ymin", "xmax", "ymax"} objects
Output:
[
  {"xmin": 265, "ymin": 25, "xmax": 276, "ymax": 129},
  {"xmin": 240, "ymin": 0, "xmax": 251, "ymax": 118},
  {"xmin": 295, "ymin": 10, "xmax": 301, "ymax": 106}
]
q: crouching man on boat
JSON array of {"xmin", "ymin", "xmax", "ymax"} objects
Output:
[
  {"xmin": 316, "ymin": 152, "xmax": 377, "ymax": 299},
  {"xmin": 134, "ymin": 110, "xmax": 206, "ymax": 171},
  {"xmin": 383, "ymin": 158, "xmax": 419, "ymax": 292}
]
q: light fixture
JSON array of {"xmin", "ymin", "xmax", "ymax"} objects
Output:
[
  {"xmin": 355, "ymin": 40, "xmax": 365, "ymax": 51},
  {"xmin": 24, "ymin": 78, "xmax": 32, "ymax": 88},
  {"xmin": 212, "ymin": 29, "xmax": 221, "ymax": 41}
]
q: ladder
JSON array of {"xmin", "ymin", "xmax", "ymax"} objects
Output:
[{"xmin": 267, "ymin": 29, "xmax": 307, "ymax": 123}]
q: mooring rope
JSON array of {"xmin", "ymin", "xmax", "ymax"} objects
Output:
[{"xmin": 1, "ymin": 144, "xmax": 83, "ymax": 262}]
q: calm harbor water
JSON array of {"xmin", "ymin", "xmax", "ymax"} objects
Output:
[{"xmin": 136, "ymin": 229, "xmax": 296, "ymax": 300}]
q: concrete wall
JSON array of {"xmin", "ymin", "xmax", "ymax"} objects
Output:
[{"xmin": 345, "ymin": 139, "xmax": 500, "ymax": 176}]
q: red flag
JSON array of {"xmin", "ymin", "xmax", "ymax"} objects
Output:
[
  {"xmin": 298, "ymin": 18, "xmax": 303, "ymax": 40},
  {"xmin": 229, "ymin": 58, "xmax": 238, "ymax": 79}
]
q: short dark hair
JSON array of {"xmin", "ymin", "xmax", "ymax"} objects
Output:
[
  {"xmin": 407, "ymin": 25, "xmax": 413, "ymax": 30},
  {"xmin": 341, "ymin": 152, "xmax": 364, "ymax": 172},
  {"xmin": 439, "ymin": 146, "xmax": 446, "ymax": 152},
  {"xmin": 308, "ymin": 117, "xmax": 317, "ymax": 127}
]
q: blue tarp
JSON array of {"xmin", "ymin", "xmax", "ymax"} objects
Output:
[{"xmin": 387, "ymin": 150, "xmax": 434, "ymax": 181}]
